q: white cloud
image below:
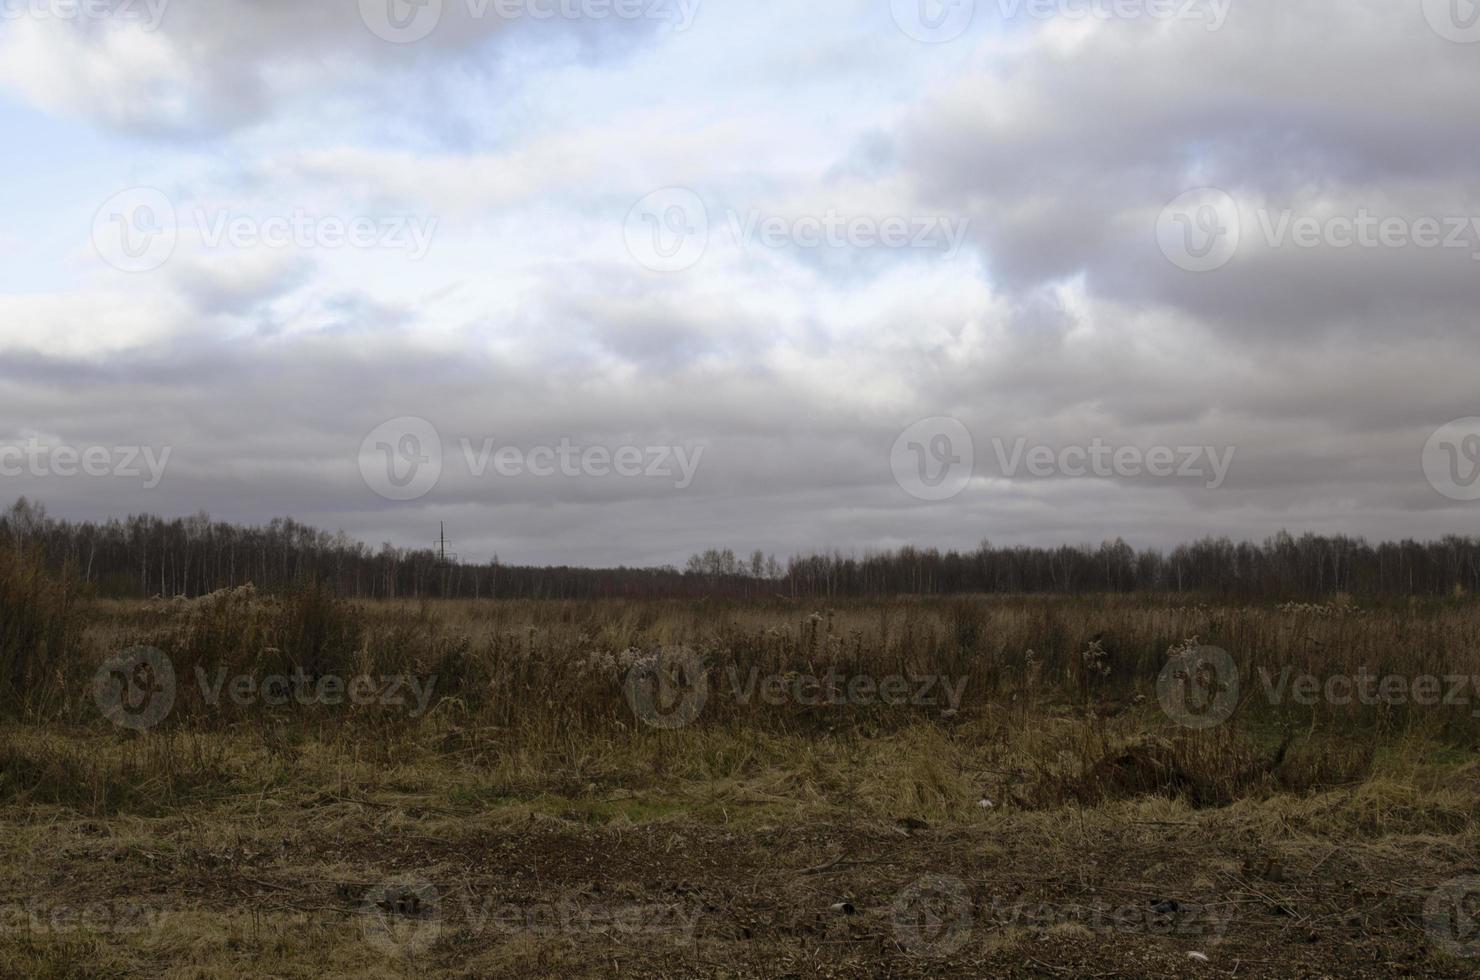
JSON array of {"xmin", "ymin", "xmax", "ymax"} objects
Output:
[{"xmin": 2, "ymin": 0, "xmax": 1479, "ymax": 562}]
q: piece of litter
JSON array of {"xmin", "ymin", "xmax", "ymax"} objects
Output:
[
  {"xmin": 1188, "ymin": 952, "xmax": 1209, "ymax": 963},
  {"xmin": 978, "ymin": 798, "xmax": 995, "ymax": 809}
]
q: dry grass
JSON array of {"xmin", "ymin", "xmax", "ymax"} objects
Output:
[
  {"xmin": 0, "ymin": 544, "xmax": 81, "ymax": 717},
  {"xmin": 1, "ymin": 555, "xmax": 1478, "ymax": 976}
]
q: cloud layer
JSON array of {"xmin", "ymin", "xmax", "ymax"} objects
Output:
[{"xmin": 1, "ymin": 0, "xmax": 1478, "ymax": 565}]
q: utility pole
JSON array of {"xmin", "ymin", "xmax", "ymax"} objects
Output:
[
  {"xmin": 436, "ymin": 522, "xmax": 453, "ymax": 564},
  {"xmin": 433, "ymin": 522, "xmax": 458, "ymax": 598}
]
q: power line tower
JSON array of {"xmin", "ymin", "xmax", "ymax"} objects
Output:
[
  {"xmin": 434, "ymin": 522, "xmax": 458, "ymax": 565},
  {"xmin": 433, "ymin": 522, "xmax": 459, "ymax": 598}
]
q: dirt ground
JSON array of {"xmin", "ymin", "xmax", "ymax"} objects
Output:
[
  {"xmin": 5, "ymin": 594, "xmax": 1480, "ymax": 977},
  {"xmin": 2, "ymin": 768, "xmax": 1476, "ymax": 978}
]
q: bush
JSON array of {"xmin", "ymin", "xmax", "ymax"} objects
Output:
[{"xmin": 274, "ymin": 582, "xmax": 363, "ymax": 681}]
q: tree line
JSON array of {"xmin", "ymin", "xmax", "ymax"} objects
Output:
[{"xmin": 4, "ymin": 497, "xmax": 1479, "ymax": 601}]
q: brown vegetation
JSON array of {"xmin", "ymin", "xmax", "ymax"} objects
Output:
[{"xmin": 0, "ymin": 551, "xmax": 1477, "ymax": 976}]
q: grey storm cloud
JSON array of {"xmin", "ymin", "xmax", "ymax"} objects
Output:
[
  {"xmin": 1, "ymin": 0, "xmax": 1478, "ymax": 565},
  {"xmin": 0, "ymin": 0, "xmax": 689, "ymax": 136},
  {"xmin": 890, "ymin": 0, "xmax": 1480, "ymax": 335}
]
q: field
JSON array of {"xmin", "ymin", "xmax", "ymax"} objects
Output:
[{"xmin": 2, "ymin": 556, "xmax": 1480, "ymax": 977}]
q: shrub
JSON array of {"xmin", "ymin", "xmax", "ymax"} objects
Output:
[{"xmin": 274, "ymin": 582, "xmax": 363, "ymax": 681}]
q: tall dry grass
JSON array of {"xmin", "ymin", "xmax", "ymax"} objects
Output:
[
  {"xmin": 2, "ymin": 568, "xmax": 1478, "ymax": 819},
  {"xmin": 50, "ymin": 589, "xmax": 1480, "ymax": 741},
  {"xmin": 0, "ymin": 544, "xmax": 81, "ymax": 719}
]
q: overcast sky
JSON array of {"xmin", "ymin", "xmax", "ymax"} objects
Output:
[{"xmin": 1, "ymin": 0, "xmax": 1478, "ymax": 567}]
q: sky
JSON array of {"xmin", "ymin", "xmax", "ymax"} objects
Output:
[{"xmin": 1, "ymin": 0, "xmax": 1479, "ymax": 567}]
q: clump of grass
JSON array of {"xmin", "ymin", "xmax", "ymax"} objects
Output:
[
  {"xmin": 0, "ymin": 730, "xmax": 246, "ymax": 815},
  {"xmin": 0, "ymin": 544, "xmax": 81, "ymax": 716},
  {"xmin": 274, "ymin": 583, "xmax": 363, "ymax": 681},
  {"xmin": 1048, "ymin": 729, "xmax": 1375, "ymax": 809},
  {"xmin": 182, "ymin": 583, "xmax": 274, "ymax": 669}
]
